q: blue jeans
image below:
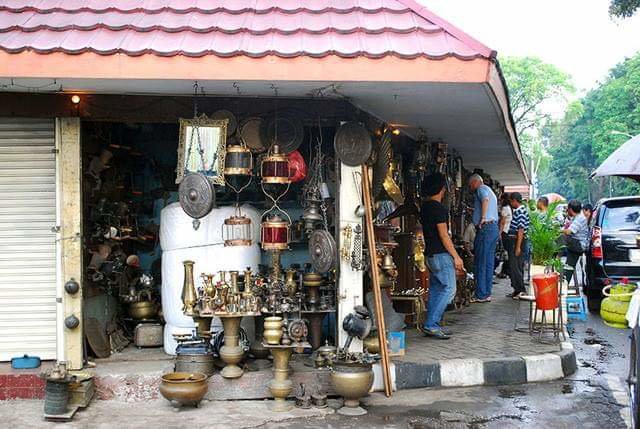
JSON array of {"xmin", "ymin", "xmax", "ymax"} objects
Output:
[
  {"xmin": 424, "ymin": 253, "xmax": 457, "ymax": 330},
  {"xmin": 473, "ymin": 223, "xmax": 499, "ymax": 299}
]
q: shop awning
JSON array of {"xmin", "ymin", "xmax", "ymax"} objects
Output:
[{"xmin": 0, "ymin": 0, "xmax": 527, "ymax": 184}]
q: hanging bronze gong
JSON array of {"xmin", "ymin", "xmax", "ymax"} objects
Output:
[
  {"xmin": 211, "ymin": 110, "xmax": 238, "ymax": 136},
  {"xmin": 239, "ymin": 117, "xmax": 267, "ymax": 153},
  {"xmin": 309, "ymin": 229, "xmax": 337, "ymax": 274},
  {"xmin": 261, "ymin": 110, "xmax": 304, "ymax": 154},
  {"xmin": 178, "ymin": 172, "xmax": 215, "ymax": 219},
  {"xmin": 334, "ymin": 122, "xmax": 373, "ymax": 167}
]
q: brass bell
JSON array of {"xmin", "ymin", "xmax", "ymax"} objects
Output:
[
  {"xmin": 381, "ymin": 252, "xmax": 395, "ymax": 271},
  {"xmin": 302, "ymin": 200, "xmax": 323, "ymax": 233}
]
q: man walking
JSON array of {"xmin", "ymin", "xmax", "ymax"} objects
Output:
[
  {"xmin": 469, "ymin": 174, "xmax": 499, "ymax": 302},
  {"xmin": 505, "ymin": 192, "xmax": 530, "ymax": 299},
  {"xmin": 420, "ymin": 173, "xmax": 464, "ymax": 339}
]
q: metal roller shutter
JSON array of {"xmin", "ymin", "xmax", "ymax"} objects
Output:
[{"xmin": 0, "ymin": 118, "xmax": 57, "ymax": 361}]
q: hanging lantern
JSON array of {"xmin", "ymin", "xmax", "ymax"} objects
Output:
[
  {"xmin": 261, "ymin": 214, "xmax": 290, "ymax": 251},
  {"xmin": 302, "ymin": 199, "xmax": 323, "ymax": 234},
  {"xmin": 224, "ymin": 144, "xmax": 253, "ymax": 177},
  {"xmin": 222, "ymin": 211, "xmax": 253, "ymax": 247},
  {"xmin": 261, "ymin": 144, "xmax": 291, "ymax": 185}
]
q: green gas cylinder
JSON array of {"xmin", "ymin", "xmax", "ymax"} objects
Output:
[{"xmin": 600, "ymin": 279, "xmax": 636, "ymax": 329}]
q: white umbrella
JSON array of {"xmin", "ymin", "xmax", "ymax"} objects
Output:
[{"xmin": 590, "ymin": 134, "xmax": 640, "ymax": 182}]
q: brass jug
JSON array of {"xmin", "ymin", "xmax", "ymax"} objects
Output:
[{"xmin": 182, "ymin": 261, "xmax": 198, "ymax": 316}]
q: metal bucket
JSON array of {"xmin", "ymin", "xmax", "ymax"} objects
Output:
[
  {"xmin": 175, "ymin": 353, "xmax": 215, "ymax": 376},
  {"xmin": 44, "ymin": 380, "xmax": 69, "ymax": 415}
]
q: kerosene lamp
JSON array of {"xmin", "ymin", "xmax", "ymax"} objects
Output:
[{"xmin": 261, "ymin": 144, "xmax": 290, "ymax": 186}]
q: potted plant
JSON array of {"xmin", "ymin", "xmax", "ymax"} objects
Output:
[{"xmin": 527, "ymin": 201, "xmax": 563, "ymax": 276}]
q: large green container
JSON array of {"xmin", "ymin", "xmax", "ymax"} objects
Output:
[{"xmin": 600, "ymin": 283, "xmax": 637, "ymax": 328}]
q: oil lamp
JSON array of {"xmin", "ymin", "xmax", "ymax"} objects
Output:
[{"xmin": 302, "ymin": 199, "xmax": 323, "ymax": 234}]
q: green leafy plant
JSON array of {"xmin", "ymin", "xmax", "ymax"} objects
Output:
[{"xmin": 528, "ymin": 201, "xmax": 563, "ymax": 266}]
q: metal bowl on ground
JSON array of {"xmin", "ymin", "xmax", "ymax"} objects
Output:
[
  {"xmin": 128, "ymin": 301, "xmax": 157, "ymax": 319},
  {"xmin": 159, "ymin": 372, "xmax": 208, "ymax": 410},
  {"xmin": 331, "ymin": 361, "xmax": 374, "ymax": 416}
]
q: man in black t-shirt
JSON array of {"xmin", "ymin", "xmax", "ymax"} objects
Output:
[{"xmin": 420, "ymin": 173, "xmax": 464, "ymax": 339}]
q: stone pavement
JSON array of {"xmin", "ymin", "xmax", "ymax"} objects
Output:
[{"xmin": 397, "ymin": 277, "xmax": 560, "ymax": 363}]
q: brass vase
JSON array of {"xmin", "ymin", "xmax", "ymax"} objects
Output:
[
  {"xmin": 263, "ymin": 316, "xmax": 284, "ymax": 345},
  {"xmin": 285, "ymin": 269, "xmax": 297, "ymax": 298},
  {"xmin": 331, "ymin": 361, "xmax": 374, "ymax": 416},
  {"xmin": 181, "ymin": 261, "xmax": 198, "ymax": 316},
  {"xmin": 219, "ymin": 315, "xmax": 245, "ymax": 379},
  {"xmin": 268, "ymin": 347, "xmax": 293, "ymax": 411}
]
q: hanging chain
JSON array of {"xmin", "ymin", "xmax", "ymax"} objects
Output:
[{"xmin": 184, "ymin": 82, "xmax": 208, "ymax": 175}]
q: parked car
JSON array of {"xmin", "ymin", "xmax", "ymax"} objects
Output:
[{"xmin": 584, "ymin": 196, "xmax": 640, "ymax": 311}]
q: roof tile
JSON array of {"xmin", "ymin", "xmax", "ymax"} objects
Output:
[{"xmin": 0, "ymin": 0, "xmax": 494, "ymax": 60}]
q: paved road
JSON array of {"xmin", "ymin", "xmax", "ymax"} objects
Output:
[{"xmin": 267, "ymin": 310, "xmax": 632, "ymax": 429}]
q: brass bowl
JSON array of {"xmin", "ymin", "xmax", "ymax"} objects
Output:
[
  {"xmin": 128, "ymin": 301, "xmax": 157, "ymax": 319},
  {"xmin": 159, "ymin": 372, "xmax": 208, "ymax": 409}
]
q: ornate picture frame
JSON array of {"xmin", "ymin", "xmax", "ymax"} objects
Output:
[{"xmin": 176, "ymin": 115, "xmax": 228, "ymax": 185}]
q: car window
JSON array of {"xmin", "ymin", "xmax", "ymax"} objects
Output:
[{"xmin": 602, "ymin": 204, "xmax": 640, "ymax": 231}]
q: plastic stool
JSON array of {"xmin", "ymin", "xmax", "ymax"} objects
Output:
[{"xmin": 566, "ymin": 295, "xmax": 587, "ymax": 321}]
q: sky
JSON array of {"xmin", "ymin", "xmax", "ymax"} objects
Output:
[{"xmin": 422, "ymin": 0, "xmax": 640, "ymax": 94}]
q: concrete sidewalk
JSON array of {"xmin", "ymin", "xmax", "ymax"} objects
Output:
[{"xmin": 392, "ymin": 278, "xmax": 577, "ymax": 389}]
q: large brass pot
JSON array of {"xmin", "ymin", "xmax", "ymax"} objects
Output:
[
  {"xmin": 331, "ymin": 362, "xmax": 374, "ymax": 416},
  {"xmin": 159, "ymin": 372, "xmax": 208, "ymax": 409},
  {"xmin": 128, "ymin": 301, "xmax": 157, "ymax": 320}
]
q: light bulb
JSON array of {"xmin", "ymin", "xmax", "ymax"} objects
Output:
[{"xmin": 71, "ymin": 95, "xmax": 81, "ymax": 104}]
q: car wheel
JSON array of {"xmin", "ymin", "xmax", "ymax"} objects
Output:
[
  {"xmin": 586, "ymin": 294, "xmax": 601, "ymax": 312},
  {"xmin": 629, "ymin": 327, "xmax": 640, "ymax": 428}
]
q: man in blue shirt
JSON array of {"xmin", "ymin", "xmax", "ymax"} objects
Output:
[{"xmin": 469, "ymin": 174, "xmax": 499, "ymax": 302}]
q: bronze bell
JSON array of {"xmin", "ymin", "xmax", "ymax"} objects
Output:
[{"xmin": 381, "ymin": 252, "xmax": 395, "ymax": 271}]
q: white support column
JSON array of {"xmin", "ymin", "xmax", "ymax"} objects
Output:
[{"xmin": 337, "ymin": 163, "xmax": 364, "ymax": 351}]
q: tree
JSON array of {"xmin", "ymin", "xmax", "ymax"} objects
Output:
[
  {"xmin": 543, "ymin": 53, "xmax": 640, "ymax": 201},
  {"xmin": 500, "ymin": 56, "xmax": 574, "ymax": 194},
  {"xmin": 610, "ymin": 0, "xmax": 640, "ymax": 18}
]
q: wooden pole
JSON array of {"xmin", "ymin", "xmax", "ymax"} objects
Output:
[{"xmin": 361, "ymin": 165, "xmax": 393, "ymax": 397}]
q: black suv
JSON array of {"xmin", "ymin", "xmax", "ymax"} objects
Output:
[{"xmin": 585, "ymin": 196, "xmax": 640, "ymax": 311}]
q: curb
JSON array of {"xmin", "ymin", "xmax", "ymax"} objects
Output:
[{"xmin": 392, "ymin": 340, "xmax": 576, "ymax": 390}]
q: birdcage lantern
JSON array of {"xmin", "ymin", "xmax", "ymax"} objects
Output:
[{"xmin": 222, "ymin": 209, "xmax": 253, "ymax": 247}]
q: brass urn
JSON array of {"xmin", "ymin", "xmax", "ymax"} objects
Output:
[
  {"xmin": 268, "ymin": 347, "xmax": 294, "ymax": 412},
  {"xmin": 331, "ymin": 361, "xmax": 374, "ymax": 416}
]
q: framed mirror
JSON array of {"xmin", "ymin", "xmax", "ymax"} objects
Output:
[{"xmin": 176, "ymin": 115, "xmax": 228, "ymax": 185}]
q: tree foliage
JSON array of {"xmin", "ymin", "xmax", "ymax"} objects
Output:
[
  {"xmin": 540, "ymin": 53, "xmax": 640, "ymax": 201},
  {"xmin": 500, "ymin": 56, "xmax": 574, "ymax": 190},
  {"xmin": 610, "ymin": 0, "xmax": 640, "ymax": 17}
]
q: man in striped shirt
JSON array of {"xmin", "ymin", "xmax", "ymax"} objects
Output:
[{"xmin": 505, "ymin": 192, "xmax": 530, "ymax": 299}]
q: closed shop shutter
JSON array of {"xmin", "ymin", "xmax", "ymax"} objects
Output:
[{"xmin": 0, "ymin": 118, "xmax": 57, "ymax": 361}]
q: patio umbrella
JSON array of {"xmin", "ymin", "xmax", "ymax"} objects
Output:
[
  {"xmin": 590, "ymin": 134, "xmax": 640, "ymax": 182},
  {"xmin": 541, "ymin": 193, "xmax": 566, "ymax": 203}
]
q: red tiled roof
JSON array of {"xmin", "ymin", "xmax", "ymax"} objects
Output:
[{"xmin": 0, "ymin": 0, "xmax": 495, "ymax": 60}]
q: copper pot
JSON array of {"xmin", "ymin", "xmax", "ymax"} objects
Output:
[
  {"xmin": 159, "ymin": 372, "xmax": 208, "ymax": 409},
  {"xmin": 331, "ymin": 362, "xmax": 374, "ymax": 416},
  {"xmin": 128, "ymin": 301, "xmax": 157, "ymax": 320}
]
